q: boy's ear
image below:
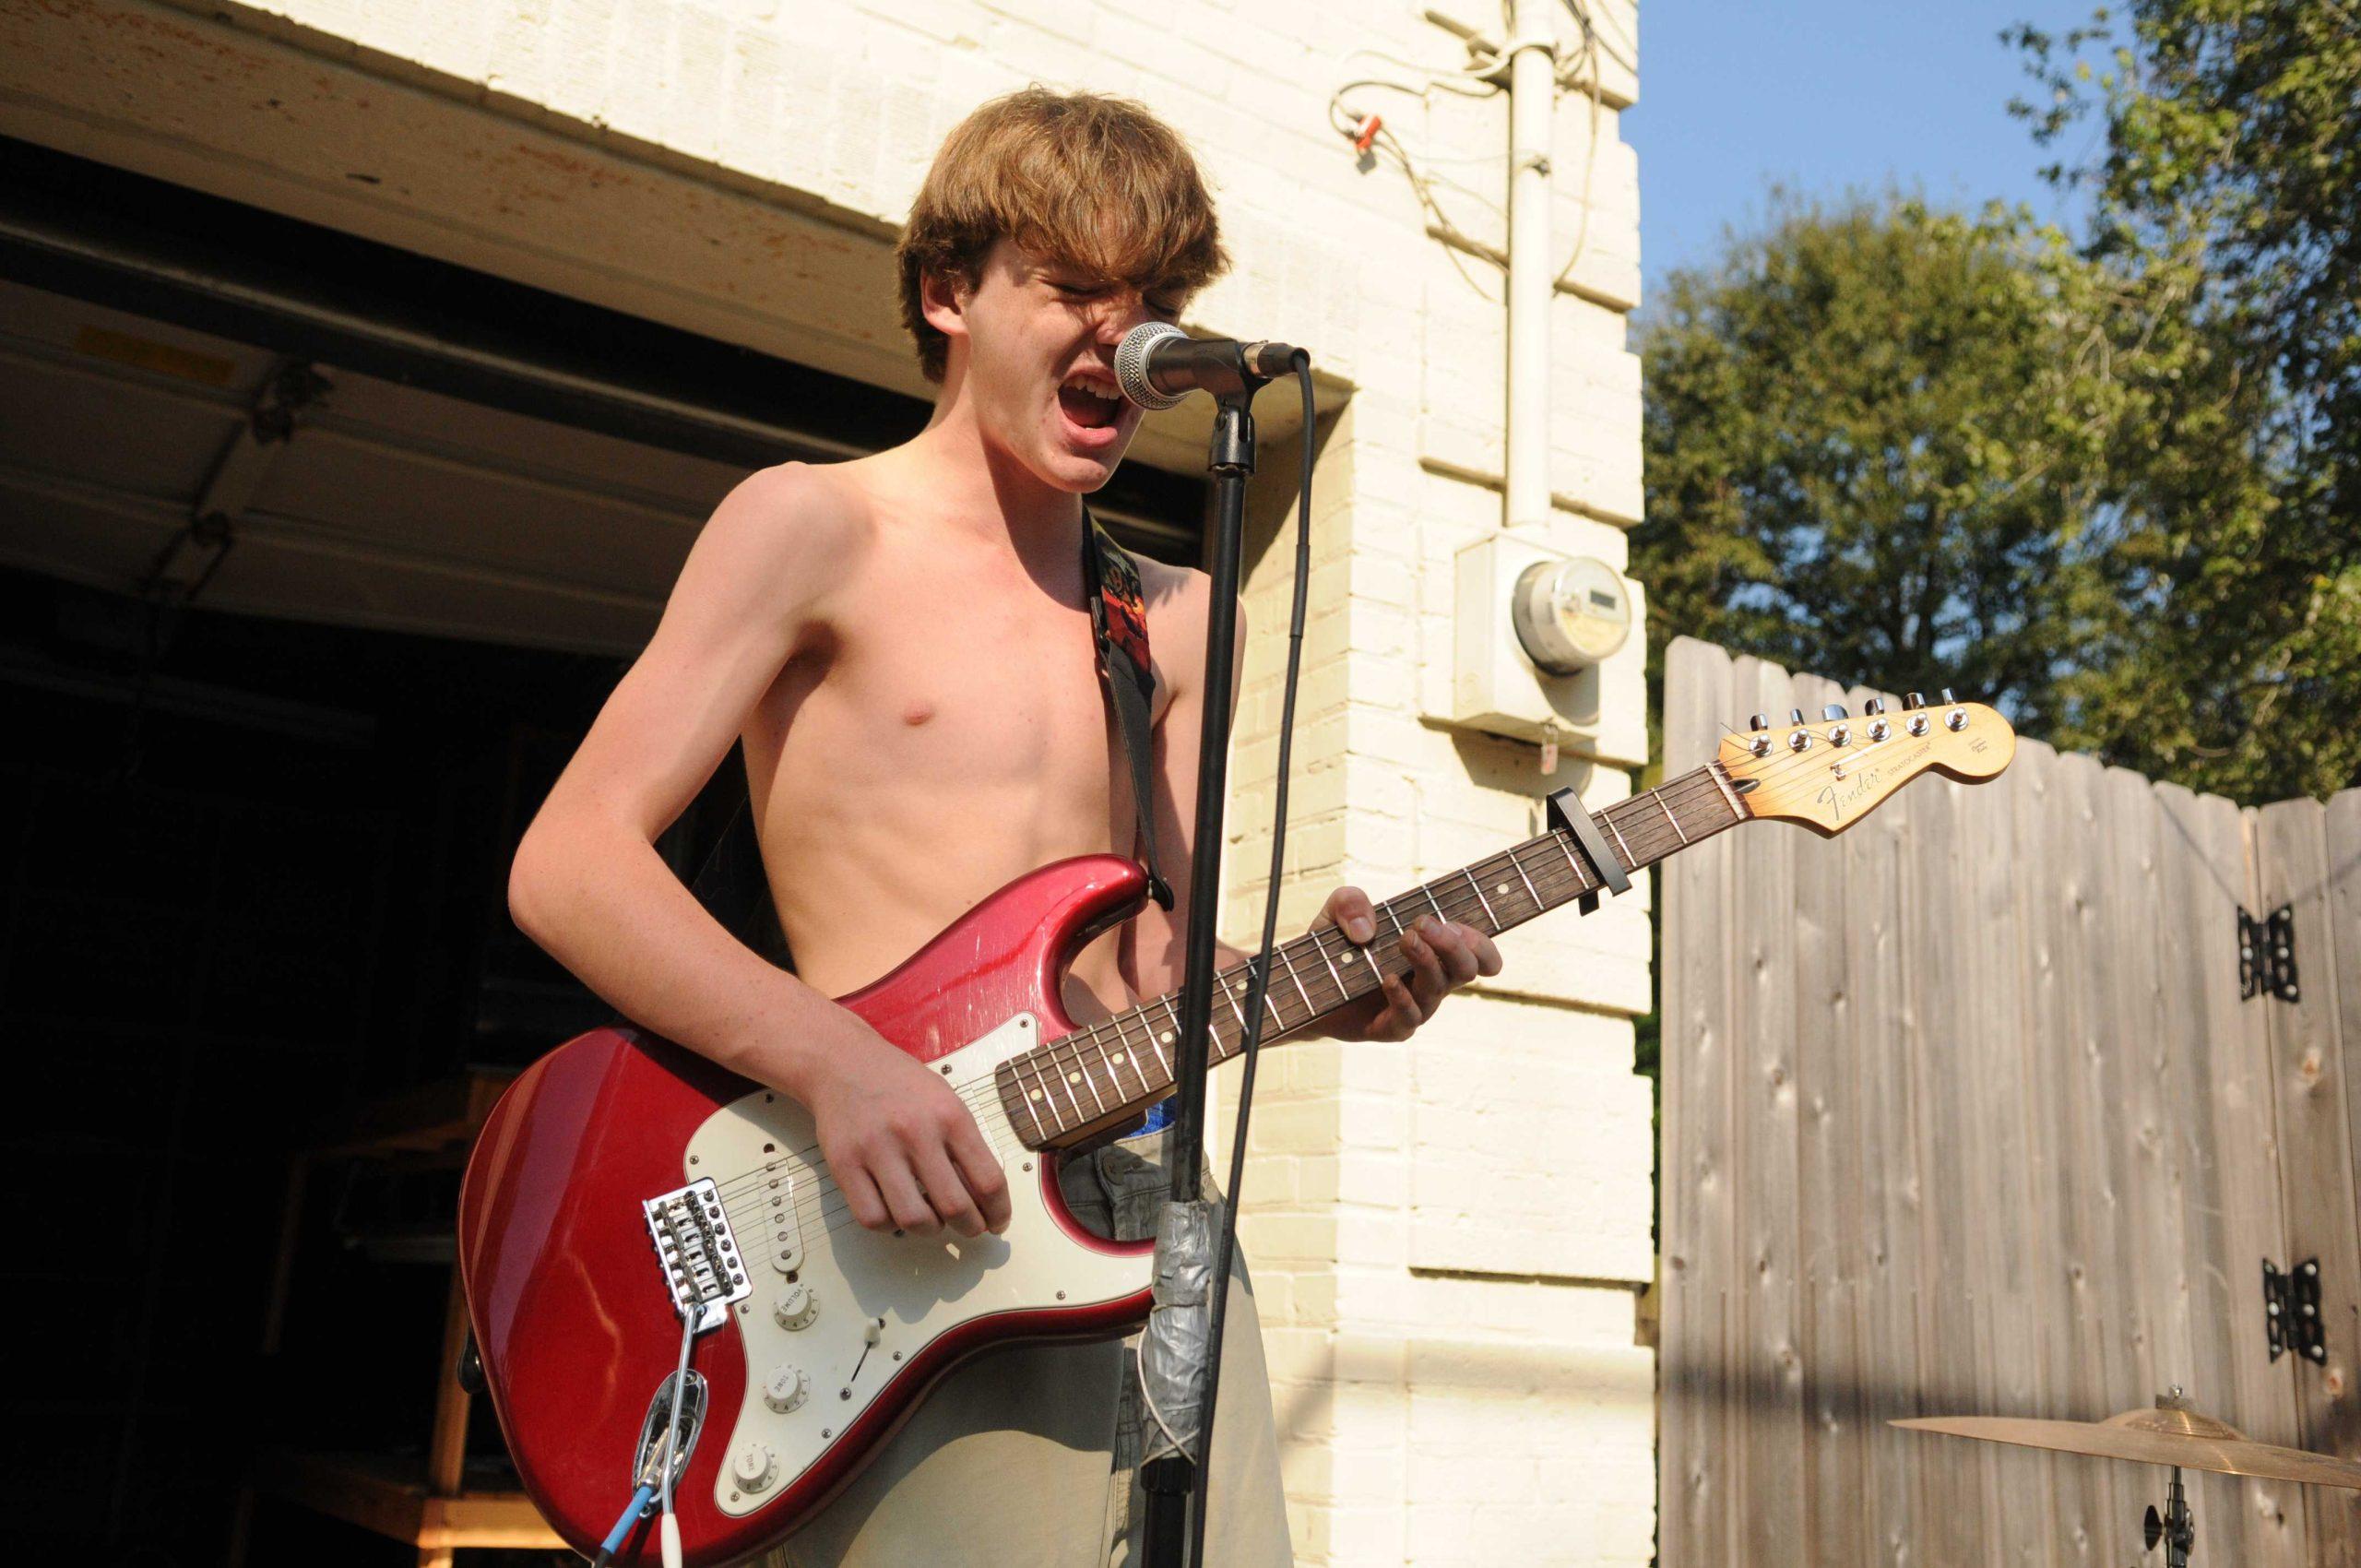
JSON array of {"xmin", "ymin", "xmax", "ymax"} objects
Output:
[{"xmin": 918, "ymin": 266, "xmax": 972, "ymax": 346}]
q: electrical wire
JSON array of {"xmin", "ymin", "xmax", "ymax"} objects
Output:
[
  {"xmin": 1553, "ymin": 0, "xmax": 1613, "ymax": 290},
  {"xmin": 1184, "ymin": 354, "xmax": 1318, "ymax": 1567}
]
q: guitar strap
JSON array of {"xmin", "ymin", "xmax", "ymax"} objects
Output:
[
  {"xmin": 1082, "ymin": 503, "xmax": 1176, "ymax": 911},
  {"xmin": 673, "ymin": 505, "xmax": 1172, "ymax": 969}
]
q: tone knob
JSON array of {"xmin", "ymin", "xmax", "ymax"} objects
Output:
[
  {"xmin": 763, "ymin": 1362, "xmax": 809, "ymax": 1414},
  {"xmin": 773, "ymin": 1283, "xmax": 817, "ymax": 1330},
  {"xmin": 732, "ymin": 1441, "xmax": 777, "ymax": 1490}
]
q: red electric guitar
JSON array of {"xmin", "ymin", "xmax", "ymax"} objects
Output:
[{"xmin": 458, "ymin": 697, "xmax": 2014, "ymax": 1564}]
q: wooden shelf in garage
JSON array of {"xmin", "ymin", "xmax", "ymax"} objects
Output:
[{"xmin": 251, "ymin": 1450, "xmax": 563, "ymax": 1553}]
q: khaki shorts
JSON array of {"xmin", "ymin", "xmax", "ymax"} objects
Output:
[{"xmin": 765, "ymin": 1128, "xmax": 1294, "ymax": 1568}]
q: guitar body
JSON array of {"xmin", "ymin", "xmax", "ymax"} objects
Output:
[{"xmin": 458, "ymin": 854, "xmax": 1160, "ymax": 1567}]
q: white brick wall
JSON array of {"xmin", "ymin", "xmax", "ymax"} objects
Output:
[{"xmin": 0, "ymin": 1, "xmax": 1654, "ymax": 1559}]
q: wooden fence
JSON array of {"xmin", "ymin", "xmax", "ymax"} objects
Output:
[{"xmin": 1657, "ymin": 636, "xmax": 2361, "ymax": 1566}]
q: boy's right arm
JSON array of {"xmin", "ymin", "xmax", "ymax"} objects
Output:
[{"xmin": 506, "ymin": 465, "xmax": 1009, "ymax": 1239}]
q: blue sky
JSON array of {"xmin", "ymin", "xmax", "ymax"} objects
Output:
[{"xmin": 1627, "ymin": 1, "xmax": 2100, "ymax": 304}]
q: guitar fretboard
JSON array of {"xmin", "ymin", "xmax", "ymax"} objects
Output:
[{"xmin": 993, "ymin": 762, "xmax": 1752, "ymax": 1148}]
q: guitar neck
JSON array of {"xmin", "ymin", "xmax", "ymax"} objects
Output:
[{"xmin": 996, "ymin": 762, "xmax": 1753, "ymax": 1148}]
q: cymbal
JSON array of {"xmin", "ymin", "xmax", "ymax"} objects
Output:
[{"xmin": 1893, "ymin": 1393, "xmax": 2361, "ymax": 1491}]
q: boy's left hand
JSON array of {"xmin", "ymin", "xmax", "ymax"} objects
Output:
[{"xmin": 1312, "ymin": 885, "xmax": 1501, "ymax": 1042}]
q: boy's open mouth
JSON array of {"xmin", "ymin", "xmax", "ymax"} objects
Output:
[{"xmin": 1058, "ymin": 373, "xmax": 1123, "ymax": 431}]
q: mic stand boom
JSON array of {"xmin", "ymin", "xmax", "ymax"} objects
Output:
[{"xmin": 1139, "ymin": 377, "xmax": 1263, "ymax": 1568}]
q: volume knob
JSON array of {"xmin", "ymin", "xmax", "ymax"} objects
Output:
[
  {"xmin": 732, "ymin": 1441, "xmax": 777, "ymax": 1490},
  {"xmin": 763, "ymin": 1362, "xmax": 810, "ymax": 1413},
  {"xmin": 774, "ymin": 1282, "xmax": 817, "ymax": 1330}
]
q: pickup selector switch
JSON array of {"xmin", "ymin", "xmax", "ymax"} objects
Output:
[
  {"xmin": 764, "ymin": 1362, "xmax": 810, "ymax": 1413},
  {"xmin": 732, "ymin": 1440, "xmax": 777, "ymax": 1490},
  {"xmin": 774, "ymin": 1282, "xmax": 818, "ymax": 1330}
]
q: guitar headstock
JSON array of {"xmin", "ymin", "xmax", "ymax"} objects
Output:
[{"xmin": 1717, "ymin": 691, "xmax": 2015, "ymax": 837}]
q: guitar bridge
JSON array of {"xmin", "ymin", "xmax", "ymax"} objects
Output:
[{"xmin": 645, "ymin": 1178, "xmax": 751, "ymax": 1332}]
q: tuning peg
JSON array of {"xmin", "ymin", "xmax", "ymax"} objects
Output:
[
  {"xmin": 1789, "ymin": 707, "xmax": 1806, "ymax": 726},
  {"xmin": 1748, "ymin": 713, "xmax": 1768, "ymax": 732},
  {"xmin": 1863, "ymin": 697, "xmax": 1885, "ymax": 716},
  {"xmin": 1821, "ymin": 703, "xmax": 1847, "ymax": 721},
  {"xmin": 1904, "ymin": 692, "xmax": 1925, "ymax": 710},
  {"xmin": 1940, "ymin": 687, "xmax": 1957, "ymax": 705}
]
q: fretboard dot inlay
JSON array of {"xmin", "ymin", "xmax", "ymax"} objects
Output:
[{"xmin": 995, "ymin": 764, "xmax": 1743, "ymax": 1151}]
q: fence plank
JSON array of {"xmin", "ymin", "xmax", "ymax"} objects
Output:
[
  {"xmin": 1841, "ymin": 686, "xmax": 1924, "ymax": 1567},
  {"xmin": 1790, "ymin": 673, "xmax": 1865, "ymax": 1567},
  {"xmin": 1659, "ymin": 636, "xmax": 1738, "ymax": 1567},
  {"xmin": 1964, "ymin": 739, "xmax": 2052, "ymax": 1566},
  {"xmin": 1657, "ymin": 644, "xmax": 2344, "ymax": 1568},
  {"xmin": 1733, "ymin": 656, "xmax": 1808, "ymax": 1566},
  {"xmin": 2252, "ymin": 799, "xmax": 2361, "ymax": 1567},
  {"xmin": 2153, "ymin": 782, "xmax": 2309, "ymax": 1563},
  {"xmin": 2001, "ymin": 741, "xmax": 2103, "ymax": 1565}
]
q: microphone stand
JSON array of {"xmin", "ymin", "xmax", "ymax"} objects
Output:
[{"xmin": 1139, "ymin": 374, "xmax": 1264, "ymax": 1568}]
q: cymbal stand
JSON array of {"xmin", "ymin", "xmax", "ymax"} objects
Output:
[{"xmin": 2142, "ymin": 1467, "xmax": 2194, "ymax": 1567}]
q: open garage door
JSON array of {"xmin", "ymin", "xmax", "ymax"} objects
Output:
[{"xmin": 0, "ymin": 136, "xmax": 1210, "ymax": 658}]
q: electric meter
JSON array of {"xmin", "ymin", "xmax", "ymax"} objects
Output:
[{"xmin": 1509, "ymin": 556, "xmax": 1631, "ymax": 674}]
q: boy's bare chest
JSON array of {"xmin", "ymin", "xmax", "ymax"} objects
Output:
[{"xmin": 804, "ymin": 578, "xmax": 1113, "ymax": 792}]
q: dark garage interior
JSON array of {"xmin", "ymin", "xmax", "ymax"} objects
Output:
[{"xmin": 0, "ymin": 135, "xmax": 1204, "ymax": 1566}]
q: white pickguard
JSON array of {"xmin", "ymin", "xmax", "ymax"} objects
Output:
[{"xmin": 682, "ymin": 1012, "xmax": 1152, "ymax": 1516}]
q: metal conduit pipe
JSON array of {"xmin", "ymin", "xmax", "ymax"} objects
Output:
[{"xmin": 1503, "ymin": 0, "xmax": 1559, "ymax": 531}]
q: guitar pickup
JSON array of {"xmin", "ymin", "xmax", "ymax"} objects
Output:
[{"xmin": 645, "ymin": 1178, "xmax": 751, "ymax": 1332}]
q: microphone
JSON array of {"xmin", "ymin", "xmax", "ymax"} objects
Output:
[{"xmin": 1113, "ymin": 322, "xmax": 1303, "ymax": 410}]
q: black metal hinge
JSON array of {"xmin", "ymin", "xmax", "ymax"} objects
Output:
[
  {"xmin": 2264, "ymin": 1258, "xmax": 2325, "ymax": 1363},
  {"xmin": 2239, "ymin": 906, "xmax": 2298, "ymax": 1003}
]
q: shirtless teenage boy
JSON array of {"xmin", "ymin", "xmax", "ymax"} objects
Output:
[{"xmin": 506, "ymin": 88, "xmax": 1501, "ymax": 1566}]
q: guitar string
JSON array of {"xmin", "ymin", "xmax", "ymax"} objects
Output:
[
  {"xmin": 695, "ymin": 734, "xmax": 1940, "ymax": 1231},
  {"xmin": 704, "ymin": 785, "xmax": 1677, "ymax": 1234},
  {"xmin": 708, "ymin": 763, "xmax": 1744, "ymax": 1212}
]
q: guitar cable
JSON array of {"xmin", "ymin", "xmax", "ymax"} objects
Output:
[
  {"xmin": 593, "ymin": 1307, "xmax": 697, "ymax": 1568},
  {"xmin": 1185, "ymin": 354, "xmax": 1316, "ymax": 1566}
]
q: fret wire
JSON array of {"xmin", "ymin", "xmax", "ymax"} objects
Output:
[
  {"xmin": 1252, "ymin": 964, "xmax": 1287, "ymax": 1030},
  {"xmin": 1655, "ymin": 791, "xmax": 1689, "ymax": 845},
  {"xmin": 1275, "ymin": 944, "xmax": 1318, "ymax": 1016},
  {"xmin": 1054, "ymin": 1048, "xmax": 1089, "ymax": 1131},
  {"xmin": 1105, "ymin": 1013, "xmax": 1150, "ymax": 1101},
  {"xmin": 1604, "ymin": 814, "xmax": 1636, "ymax": 866},
  {"xmin": 1310, "ymin": 930, "xmax": 1348, "ymax": 998},
  {"xmin": 1080, "ymin": 1035, "xmax": 1111, "ymax": 1115},
  {"xmin": 1461, "ymin": 867, "xmax": 1499, "ymax": 930},
  {"xmin": 1504, "ymin": 842, "xmax": 1543, "ymax": 910},
  {"xmin": 999, "ymin": 1065, "xmax": 1046, "ymax": 1146},
  {"xmin": 1150, "ymin": 1004, "xmax": 1176, "ymax": 1082},
  {"xmin": 1421, "ymin": 885, "xmax": 1448, "ymax": 925},
  {"xmin": 1552, "ymin": 830, "xmax": 1588, "ymax": 885},
  {"xmin": 1016, "ymin": 1051, "xmax": 1058, "ymax": 1136},
  {"xmin": 1128, "ymin": 1008, "xmax": 1166, "ymax": 1097}
]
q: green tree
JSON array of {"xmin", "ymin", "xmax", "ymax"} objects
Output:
[
  {"xmin": 1637, "ymin": 196, "xmax": 2257, "ymax": 741},
  {"xmin": 2011, "ymin": 0, "xmax": 2361, "ymax": 801}
]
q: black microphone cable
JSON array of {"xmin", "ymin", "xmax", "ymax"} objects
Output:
[{"xmin": 1187, "ymin": 350, "xmax": 1316, "ymax": 1566}]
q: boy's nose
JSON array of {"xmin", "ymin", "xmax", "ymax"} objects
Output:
[{"xmin": 1089, "ymin": 289, "xmax": 1156, "ymax": 342}]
